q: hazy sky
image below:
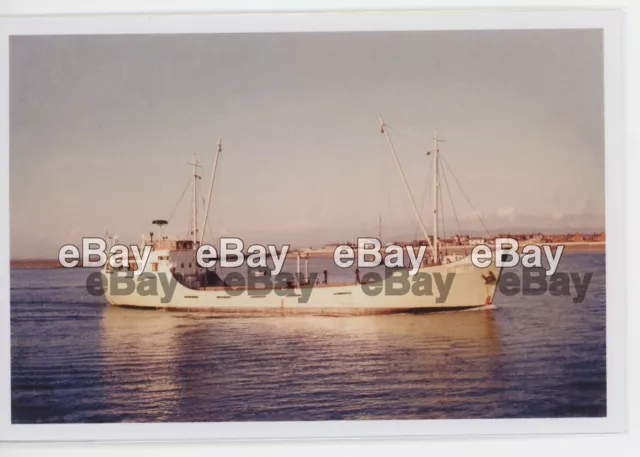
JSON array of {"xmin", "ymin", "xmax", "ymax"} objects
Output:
[{"xmin": 10, "ymin": 30, "xmax": 604, "ymax": 258}]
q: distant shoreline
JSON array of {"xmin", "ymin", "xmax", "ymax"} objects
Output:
[
  {"xmin": 10, "ymin": 259, "xmax": 68, "ymax": 270},
  {"xmin": 10, "ymin": 242, "xmax": 606, "ymax": 270},
  {"xmin": 300, "ymin": 242, "xmax": 605, "ymax": 257}
]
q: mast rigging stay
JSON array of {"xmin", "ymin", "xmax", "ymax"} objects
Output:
[{"xmin": 379, "ymin": 115, "xmax": 435, "ymax": 255}]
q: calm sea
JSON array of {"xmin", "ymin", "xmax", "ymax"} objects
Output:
[{"xmin": 10, "ymin": 252, "xmax": 606, "ymax": 423}]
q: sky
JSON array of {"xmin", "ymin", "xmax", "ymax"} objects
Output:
[{"xmin": 10, "ymin": 30, "xmax": 604, "ymax": 258}]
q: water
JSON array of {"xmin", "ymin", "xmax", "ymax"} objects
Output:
[{"xmin": 10, "ymin": 252, "xmax": 606, "ymax": 423}]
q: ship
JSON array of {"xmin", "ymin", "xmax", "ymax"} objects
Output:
[{"xmin": 102, "ymin": 117, "xmax": 503, "ymax": 316}]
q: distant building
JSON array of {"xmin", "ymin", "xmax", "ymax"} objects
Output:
[
  {"xmin": 527, "ymin": 233, "xmax": 543, "ymax": 242},
  {"xmin": 570, "ymin": 233, "xmax": 585, "ymax": 242}
]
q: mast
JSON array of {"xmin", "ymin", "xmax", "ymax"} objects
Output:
[
  {"xmin": 431, "ymin": 128, "xmax": 446, "ymax": 263},
  {"xmin": 433, "ymin": 128, "xmax": 439, "ymax": 261},
  {"xmin": 379, "ymin": 115, "xmax": 434, "ymax": 252},
  {"xmin": 201, "ymin": 137, "xmax": 222, "ymax": 244},
  {"xmin": 189, "ymin": 154, "xmax": 201, "ymax": 246}
]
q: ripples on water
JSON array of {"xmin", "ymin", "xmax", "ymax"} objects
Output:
[{"xmin": 11, "ymin": 253, "xmax": 606, "ymax": 423}]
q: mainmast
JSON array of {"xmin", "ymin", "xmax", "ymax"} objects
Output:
[
  {"xmin": 201, "ymin": 137, "xmax": 222, "ymax": 244},
  {"xmin": 379, "ymin": 115, "xmax": 434, "ymax": 253},
  {"xmin": 431, "ymin": 128, "xmax": 445, "ymax": 263}
]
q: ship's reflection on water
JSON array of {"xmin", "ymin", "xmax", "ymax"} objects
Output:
[
  {"xmin": 99, "ymin": 306, "xmax": 506, "ymax": 421},
  {"xmin": 11, "ymin": 252, "xmax": 606, "ymax": 422}
]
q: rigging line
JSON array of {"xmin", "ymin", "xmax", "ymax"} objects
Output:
[
  {"xmin": 163, "ymin": 175, "xmax": 202, "ymax": 266},
  {"xmin": 202, "ymin": 204, "xmax": 215, "ymax": 246},
  {"xmin": 196, "ymin": 179, "xmax": 206, "ymax": 209},
  {"xmin": 196, "ymin": 180, "xmax": 205, "ymax": 242},
  {"xmin": 440, "ymin": 154, "xmax": 493, "ymax": 239},
  {"xmin": 384, "ymin": 124, "xmax": 437, "ymax": 241},
  {"xmin": 440, "ymin": 160, "xmax": 468, "ymax": 256},
  {"xmin": 413, "ymin": 157, "xmax": 433, "ymax": 240},
  {"xmin": 206, "ymin": 220, "xmax": 215, "ymax": 246},
  {"xmin": 196, "ymin": 179, "xmax": 216, "ymax": 245},
  {"xmin": 383, "ymin": 125, "xmax": 424, "ymax": 238},
  {"xmin": 386, "ymin": 124, "xmax": 432, "ymax": 156},
  {"xmin": 379, "ymin": 132, "xmax": 395, "ymax": 242},
  {"xmin": 162, "ymin": 176, "xmax": 193, "ymax": 237},
  {"xmin": 165, "ymin": 222, "xmax": 192, "ymax": 264}
]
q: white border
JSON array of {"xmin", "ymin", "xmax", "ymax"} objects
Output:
[{"xmin": 0, "ymin": 8, "xmax": 626, "ymax": 444}]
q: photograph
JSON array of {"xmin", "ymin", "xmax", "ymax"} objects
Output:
[{"xmin": 7, "ymin": 23, "xmax": 611, "ymax": 427}]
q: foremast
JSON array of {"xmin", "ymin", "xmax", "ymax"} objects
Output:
[{"xmin": 430, "ymin": 128, "xmax": 445, "ymax": 262}]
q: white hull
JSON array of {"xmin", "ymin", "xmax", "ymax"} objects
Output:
[{"xmin": 103, "ymin": 256, "xmax": 502, "ymax": 316}]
